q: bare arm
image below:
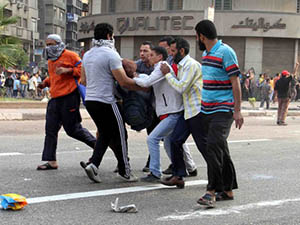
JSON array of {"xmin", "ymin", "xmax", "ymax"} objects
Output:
[
  {"xmin": 112, "ymin": 68, "xmax": 148, "ymax": 91},
  {"xmin": 81, "ymin": 66, "xmax": 87, "ymax": 86},
  {"xmin": 230, "ymin": 75, "xmax": 244, "ymax": 129},
  {"xmin": 292, "ymin": 62, "xmax": 299, "ymax": 78}
]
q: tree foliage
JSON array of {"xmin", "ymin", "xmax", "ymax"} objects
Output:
[{"xmin": 0, "ymin": 4, "xmax": 27, "ymax": 69}]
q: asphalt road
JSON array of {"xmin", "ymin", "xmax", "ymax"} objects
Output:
[{"xmin": 1, "ymin": 116, "xmax": 300, "ymax": 225}]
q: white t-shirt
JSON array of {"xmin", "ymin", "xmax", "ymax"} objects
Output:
[
  {"xmin": 83, "ymin": 46, "xmax": 123, "ymax": 104},
  {"xmin": 29, "ymin": 76, "xmax": 37, "ymax": 90}
]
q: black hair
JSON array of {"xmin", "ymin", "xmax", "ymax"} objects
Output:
[
  {"xmin": 175, "ymin": 37, "xmax": 190, "ymax": 55},
  {"xmin": 141, "ymin": 41, "xmax": 154, "ymax": 49},
  {"xmin": 152, "ymin": 46, "xmax": 168, "ymax": 61},
  {"xmin": 195, "ymin": 20, "xmax": 217, "ymax": 40},
  {"xmin": 94, "ymin": 23, "xmax": 113, "ymax": 40},
  {"xmin": 159, "ymin": 36, "xmax": 174, "ymax": 46}
]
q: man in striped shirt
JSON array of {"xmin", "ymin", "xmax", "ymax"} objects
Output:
[
  {"xmin": 159, "ymin": 37, "xmax": 203, "ymax": 188},
  {"xmin": 195, "ymin": 20, "xmax": 243, "ymax": 208}
]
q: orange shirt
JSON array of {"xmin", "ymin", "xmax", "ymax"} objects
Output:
[{"xmin": 43, "ymin": 49, "xmax": 81, "ymax": 98}]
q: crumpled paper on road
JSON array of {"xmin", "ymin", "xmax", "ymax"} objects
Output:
[
  {"xmin": 0, "ymin": 193, "xmax": 28, "ymax": 210},
  {"xmin": 111, "ymin": 198, "xmax": 138, "ymax": 213}
]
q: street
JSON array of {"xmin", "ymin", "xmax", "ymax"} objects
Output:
[{"xmin": 1, "ymin": 116, "xmax": 300, "ymax": 225}]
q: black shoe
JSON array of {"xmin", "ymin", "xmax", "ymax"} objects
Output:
[
  {"xmin": 187, "ymin": 169, "xmax": 198, "ymax": 177},
  {"xmin": 80, "ymin": 161, "xmax": 90, "ymax": 169},
  {"xmin": 142, "ymin": 166, "xmax": 150, "ymax": 172},
  {"xmin": 162, "ymin": 164, "xmax": 173, "ymax": 175},
  {"xmin": 140, "ymin": 173, "xmax": 160, "ymax": 183},
  {"xmin": 113, "ymin": 166, "xmax": 119, "ymax": 173}
]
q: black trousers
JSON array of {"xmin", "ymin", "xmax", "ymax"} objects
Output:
[
  {"xmin": 187, "ymin": 112, "xmax": 238, "ymax": 192},
  {"xmin": 42, "ymin": 90, "xmax": 96, "ymax": 161},
  {"xmin": 85, "ymin": 100, "xmax": 131, "ymax": 177}
]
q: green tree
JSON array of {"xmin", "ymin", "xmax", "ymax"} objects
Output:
[{"xmin": 0, "ymin": 4, "xmax": 25, "ymax": 68}]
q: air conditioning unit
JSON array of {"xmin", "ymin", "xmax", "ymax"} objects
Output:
[
  {"xmin": 17, "ymin": 3, "xmax": 23, "ymax": 9},
  {"xmin": 24, "ymin": 5, "xmax": 28, "ymax": 11}
]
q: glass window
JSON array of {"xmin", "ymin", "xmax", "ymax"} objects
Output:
[
  {"xmin": 23, "ymin": 18, "xmax": 28, "ymax": 28},
  {"xmin": 108, "ymin": 0, "xmax": 116, "ymax": 12},
  {"xmin": 223, "ymin": 0, "xmax": 232, "ymax": 10},
  {"xmin": 25, "ymin": 0, "xmax": 28, "ymax": 5},
  {"xmin": 59, "ymin": 10, "xmax": 65, "ymax": 21},
  {"xmin": 61, "ymin": 27, "xmax": 65, "ymax": 37},
  {"xmin": 215, "ymin": 0, "xmax": 232, "ymax": 10},
  {"xmin": 54, "ymin": 6, "xmax": 57, "ymax": 16},
  {"xmin": 32, "ymin": 19, "xmax": 37, "ymax": 32},
  {"xmin": 139, "ymin": 0, "xmax": 152, "ymax": 11},
  {"xmin": 168, "ymin": 0, "xmax": 183, "ymax": 10},
  {"xmin": 17, "ymin": 17, "xmax": 22, "ymax": 27},
  {"xmin": 297, "ymin": 0, "xmax": 300, "ymax": 13},
  {"xmin": 53, "ymin": 25, "xmax": 57, "ymax": 33}
]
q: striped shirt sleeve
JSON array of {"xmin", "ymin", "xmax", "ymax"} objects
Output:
[
  {"xmin": 165, "ymin": 62, "xmax": 199, "ymax": 94},
  {"xmin": 223, "ymin": 49, "xmax": 240, "ymax": 77}
]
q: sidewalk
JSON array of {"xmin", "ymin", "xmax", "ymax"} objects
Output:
[{"xmin": 1, "ymin": 100, "xmax": 300, "ymax": 121}]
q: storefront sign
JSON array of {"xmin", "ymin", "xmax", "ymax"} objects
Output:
[
  {"xmin": 232, "ymin": 17, "xmax": 286, "ymax": 32},
  {"xmin": 117, "ymin": 16, "xmax": 194, "ymax": 34}
]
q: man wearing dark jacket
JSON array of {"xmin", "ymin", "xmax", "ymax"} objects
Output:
[{"xmin": 275, "ymin": 62, "xmax": 299, "ymax": 125}]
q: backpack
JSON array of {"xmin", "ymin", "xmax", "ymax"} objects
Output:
[{"xmin": 117, "ymin": 85, "xmax": 154, "ymax": 131}]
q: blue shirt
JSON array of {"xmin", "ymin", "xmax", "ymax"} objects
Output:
[{"xmin": 201, "ymin": 40, "xmax": 240, "ymax": 114}]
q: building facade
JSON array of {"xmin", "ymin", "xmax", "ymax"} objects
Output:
[
  {"xmin": 66, "ymin": 0, "xmax": 83, "ymax": 53},
  {"xmin": 1, "ymin": 0, "xmax": 39, "ymax": 63},
  {"xmin": 78, "ymin": 0, "xmax": 300, "ymax": 76}
]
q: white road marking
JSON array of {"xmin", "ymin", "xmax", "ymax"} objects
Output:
[
  {"xmin": 0, "ymin": 152, "xmax": 24, "ymax": 156},
  {"xmin": 157, "ymin": 197, "xmax": 300, "ymax": 221},
  {"xmin": 26, "ymin": 180, "xmax": 207, "ymax": 204}
]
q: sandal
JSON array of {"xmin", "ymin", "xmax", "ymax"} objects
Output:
[
  {"xmin": 197, "ymin": 193, "xmax": 216, "ymax": 208},
  {"xmin": 37, "ymin": 162, "xmax": 58, "ymax": 170},
  {"xmin": 216, "ymin": 192, "xmax": 234, "ymax": 201}
]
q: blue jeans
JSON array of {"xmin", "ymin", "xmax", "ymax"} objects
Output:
[{"xmin": 147, "ymin": 112, "xmax": 182, "ymax": 178}]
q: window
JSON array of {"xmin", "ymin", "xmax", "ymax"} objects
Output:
[
  {"xmin": 215, "ymin": 0, "xmax": 232, "ymax": 10},
  {"xmin": 139, "ymin": 0, "xmax": 152, "ymax": 11},
  {"xmin": 23, "ymin": 18, "xmax": 28, "ymax": 28},
  {"xmin": 61, "ymin": 27, "xmax": 65, "ymax": 37},
  {"xmin": 17, "ymin": 17, "xmax": 22, "ymax": 27},
  {"xmin": 25, "ymin": 0, "xmax": 28, "ymax": 5},
  {"xmin": 108, "ymin": 0, "xmax": 116, "ymax": 12},
  {"xmin": 167, "ymin": 0, "xmax": 183, "ymax": 10},
  {"xmin": 59, "ymin": 10, "xmax": 65, "ymax": 21},
  {"xmin": 54, "ymin": 6, "xmax": 57, "ymax": 16},
  {"xmin": 297, "ymin": 0, "xmax": 300, "ymax": 13},
  {"xmin": 32, "ymin": 18, "xmax": 37, "ymax": 32}
]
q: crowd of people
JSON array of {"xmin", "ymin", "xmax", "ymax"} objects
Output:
[
  {"xmin": 0, "ymin": 70, "xmax": 50, "ymax": 100},
  {"xmin": 35, "ymin": 19, "xmax": 244, "ymax": 209}
]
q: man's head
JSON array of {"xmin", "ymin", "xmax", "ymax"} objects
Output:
[
  {"xmin": 281, "ymin": 70, "xmax": 290, "ymax": 77},
  {"xmin": 94, "ymin": 23, "xmax": 114, "ymax": 40},
  {"xmin": 139, "ymin": 41, "xmax": 154, "ymax": 63},
  {"xmin": 158, "ymin": 36, "xmax": 174, "ymax": 55},
  {"xmin": 148, "ymin": 47, "xmax": 168, "ymax": 66},
  {"xmin": 172, "ymin": 38, "xmax": 190, "ymax": 64},
  {"xmin": 195, "ymin": 20, "xmax": 217, "ymax": 51},
  {"xmin": 46, "ymin": 34, "xmax": 62, "ymax": 46}
]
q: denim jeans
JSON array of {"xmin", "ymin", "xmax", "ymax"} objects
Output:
[{"xmin": 147, "ymin": 112, "xmax": 182, "ymax": 178}]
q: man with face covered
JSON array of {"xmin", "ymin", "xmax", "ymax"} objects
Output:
[{"xmin": 37, "ymin": 34, "xmax": 96, "ymax": 170}]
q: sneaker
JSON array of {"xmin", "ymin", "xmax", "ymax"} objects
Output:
[
  {"xmin": 187, "ymin": 168, "xmax": 198, "ymax": 177},
  {"xmin": 162, "ymin": 164, "xmax": 173, "ymax": 175},
  {"xmin": 142, "ymin": 166, "xmax": 150, "ymax": 173},
  {"xmin": 119, "ymin": 172, "xmax": 138, "ymax": 182},
  {"xmin": 80, "ymin": 161, "xmax": 90, "ymax": 169},
  {"xmin": 84, "ymin": 163, "xmax": 101, "ymax": 183},
  {"xmin": 140, "ymin": 173, "xmax": 161, "ymax": 183}
]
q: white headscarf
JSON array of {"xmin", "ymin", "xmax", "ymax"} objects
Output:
[{"xmin": 44, "ymin": 34, "xmax": 66, "ymax": 61}]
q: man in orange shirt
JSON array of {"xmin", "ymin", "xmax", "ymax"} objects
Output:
[{"xmin": 37, "ymin": 34, "xmax": 96, "ymax": 170}]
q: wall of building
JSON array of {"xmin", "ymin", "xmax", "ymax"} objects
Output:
[
  {"xmin": 262, "ymin": 38, "xmax": 295, "ymax": 75},
  {"xmin": 233, "ymin": 0, "xmax": 296, "ymax": 13}
]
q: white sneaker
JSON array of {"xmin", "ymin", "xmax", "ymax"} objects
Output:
[
  {"xmin": 119, "ymin": 172, "xmax": 138, "ymax": 182},
  {"xmin": 84, "ymin": 163, "xmax": 101, "ymax": 183}
]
